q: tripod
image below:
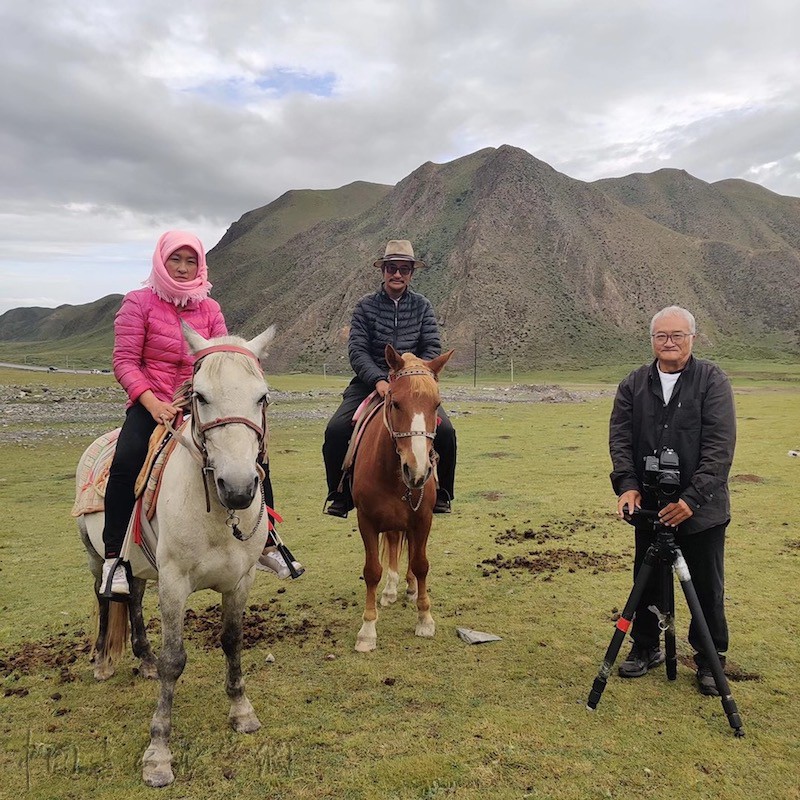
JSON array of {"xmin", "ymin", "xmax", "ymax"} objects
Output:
[{"xmin": 586, "ymin": 510, "xmax": 744, "ymax": 737}]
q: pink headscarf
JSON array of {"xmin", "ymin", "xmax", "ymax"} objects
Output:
[{"xmin": 143, "ymin": 230, "xmax": 213, "ymax": 306}]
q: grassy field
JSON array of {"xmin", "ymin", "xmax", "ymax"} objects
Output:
[{"xmin": 1, "ymin": 365, "xmax": 799, "ymax": 799}]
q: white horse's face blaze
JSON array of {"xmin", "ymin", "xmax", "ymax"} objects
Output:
[{"xmin": 390, "ymin": 394, "xmax": 439, "ymax": 489}]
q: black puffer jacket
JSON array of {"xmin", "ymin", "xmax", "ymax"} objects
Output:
[
  {"xmin": 348, "ymin": 287, "xmax": 441, "ymax": 388},
  {"xmin": 609, "ymin": 356, "xmax": 736, "ymax": 535}
]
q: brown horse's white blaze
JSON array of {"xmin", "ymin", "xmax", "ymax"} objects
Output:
[{"xmin": 353, "ymin": 345, "xmax": 454, "ymax": 652}]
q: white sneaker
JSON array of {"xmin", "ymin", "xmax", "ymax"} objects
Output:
[
  {"xmin": 256, "ymin": 547, "xmax": 302, "ymax": 579},
  {"xmin": 102, "ymin": 558, "xmax": 130, "ymax": 595}
]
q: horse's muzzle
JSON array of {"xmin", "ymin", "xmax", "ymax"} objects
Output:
[
  {"xmin": 402, "ymin": 462, "xmax": 432, "ymax": 490},
  {"xmin": 216, "ymin": 475, "xmax": 260, "ymax": 510}
]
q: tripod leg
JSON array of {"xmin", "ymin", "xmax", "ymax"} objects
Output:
[
  {"xmin": 673, "ymin": 551, "xmax": 745, "ymax": 737},
  {"xmin": 663, "ymin": 562, "xmax": 677, "ymax": 681},
  {"xmin": 587, "ymin": 547, "xmax": 659, "ymax": 711}
]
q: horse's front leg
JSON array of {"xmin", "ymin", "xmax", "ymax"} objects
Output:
[
  {"xmin": 356, "ymin": 514, "xmax": 381, "ymax": 652},
  {"xmin": 408, "ymin": 528, "xmax": 435, "ymax": 638},
  {"xmin": 129, "ymin": 577, "xmax": 157, "ymax": 680},
  {"xmin": 222, "ymin": 576, "xmax": 261, "ymax": 733},
  {"xmin": 142, "ymin": 575, "xmax": 190, "ymax": 788},
  {"xmin": 380, "ymin": 530, "xmax": 403, "ymax": 606}
]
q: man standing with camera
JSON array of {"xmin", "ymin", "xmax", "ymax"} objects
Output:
[{"xmin": 609, "ymin": 305, "xmax": 736, "ymax": 695}]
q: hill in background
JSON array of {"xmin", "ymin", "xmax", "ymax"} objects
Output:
[{"xmin": 2, "ymin": 145, "xmax": 799, "ymax": 371}]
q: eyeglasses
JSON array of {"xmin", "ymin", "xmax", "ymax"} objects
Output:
[
  {"xmin": 651, "ymin": 332, "xmax": 694, "ymax": 344},
  {"xmin": 383, "ymin": 264, "xmax": 414, "ymax": 276}
]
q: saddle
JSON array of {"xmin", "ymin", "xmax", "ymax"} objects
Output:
[
  {"xmin": 341, "ymin": 392, "xmax": 384, "ymax": 476},
  {"xmin": 71, "ymin": 421, "xmax": 181, "ymax": 524}
]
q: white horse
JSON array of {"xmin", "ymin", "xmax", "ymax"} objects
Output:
[{"xmin": 77, "ymin": 323, "xmax": 276, "ymax": 788}]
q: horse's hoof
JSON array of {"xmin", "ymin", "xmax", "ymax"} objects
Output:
[
  {"xmin": 93, "ymin": 663, "xmax": 115, "ymax": 681},
  {"xmin": 355, "ymin": 637, "xmax": 377, "ymax": 652},
  {"xmin": 230, "ymin": 713, "xmax": 261, "ymax": 734},
  {"xmin": 380, "ymin": 591, "xmax": 397, "ymax": 607},
  {"xmin": 142, "ymin": 747, "xmax": 174, "ymax": 787},
  {"xmin": 415, "ymin": 622, "xmax": 436, "ymax": 638},
  {"xmin": 139, "ymin": 661, "xmax": 159, "ymax": 680}
]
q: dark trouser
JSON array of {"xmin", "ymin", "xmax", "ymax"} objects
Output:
[
  {"xmin": 630, "ymin": 523, "xmax": 729, "ymax": 663},
  {"xmin": 322, "ymin": 379, "xmax": 457, "ymax": 500},
  {"xmin": 102, "ymin": 401, "xmax": 275, "ymax": 559}
]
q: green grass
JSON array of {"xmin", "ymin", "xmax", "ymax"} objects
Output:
[{"xmin": 1, "ymin": 368, "xmax": 799, "ymax": 799}]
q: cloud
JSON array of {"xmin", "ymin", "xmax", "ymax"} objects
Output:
[{"xmin": 1, "ymin": 0, "xmax": 800, "ymax": 312}]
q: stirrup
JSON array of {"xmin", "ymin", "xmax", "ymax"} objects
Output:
[
  {"xmin": 100, "ymin": 557, "xmax": 130, "ymax": 603},
  {"xmin": 265, "ymin": 529, "xmax": 305, "ymax": 579}
]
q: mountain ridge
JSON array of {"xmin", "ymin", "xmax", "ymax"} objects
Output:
[{"xmin": 2, "ymin": 145, "xmax": 799, "ymax": 369}]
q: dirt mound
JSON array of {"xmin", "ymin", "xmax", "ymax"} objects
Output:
[
  {"xmin": 481, "ymin": 547, "xmax": 626, "ymax": 578},
  {"xmin": 1, "ymin": 631, "xmax": 91, "ymax": 683}
]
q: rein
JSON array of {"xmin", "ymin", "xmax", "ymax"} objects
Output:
[
  {"xmin": 166, "ymin": 343, "xmax": 270, "ymax": 541},
  {"xmin": 382, "ymin": 366, "xmax": 439, "ymax": 510}
]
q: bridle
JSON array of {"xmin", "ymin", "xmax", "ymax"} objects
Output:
[
  {"xmin": 382, "ymin": 366, "xmax": 439, "ymax": 510},
  {"xmin": 165, "ymin": 343, "xmax": 269, "ymax": 540}
]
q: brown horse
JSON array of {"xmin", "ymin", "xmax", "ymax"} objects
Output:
[{"xmin": 352, "ymin": 344, "xmax": 454, "ymax": 652}]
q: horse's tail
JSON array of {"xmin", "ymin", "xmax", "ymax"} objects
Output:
[
  {"xmin": 379, "ymin": 530, "xmax": 407, "ymax": 568},
  {"xmin": 90, "ymin": 594, "xmax": 130, "ymax": 670}
]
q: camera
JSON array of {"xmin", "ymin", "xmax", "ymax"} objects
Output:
[{"xmin": 643, "ymin": 447, "xmax": 681, "ymax": 503}]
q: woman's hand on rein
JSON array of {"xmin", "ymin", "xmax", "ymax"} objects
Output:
[{"xmin": 140, "ymin": 390, "xmax": 180, "ymax": 425}]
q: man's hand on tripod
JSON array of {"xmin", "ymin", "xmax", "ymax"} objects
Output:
[
  {"xmin": 658, "ymin": 499, "xmax": 693, "ymax": 527},
  {"xmin": 617, "ymin": 490, "xmax": 641, "ymax": 519}
]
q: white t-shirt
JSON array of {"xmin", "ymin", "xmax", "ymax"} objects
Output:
[{"xmin": 657, "ymin": 366, "xmax": 682, "ymax": 404}]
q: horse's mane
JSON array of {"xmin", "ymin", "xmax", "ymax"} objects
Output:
[{"xmin": 391, "ymin": 354, "xmax": 438, "ymax": 400}]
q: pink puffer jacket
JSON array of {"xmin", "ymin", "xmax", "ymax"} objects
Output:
[{"xmin": 113, "ymin": 288, "xmax": 228, "ymax": 407}]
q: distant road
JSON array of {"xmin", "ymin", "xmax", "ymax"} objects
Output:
[{"xmin": 0, "ymin": 361, "xmax": 112, "ymax": 376}]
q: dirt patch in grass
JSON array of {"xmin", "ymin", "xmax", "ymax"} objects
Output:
[
  {"xmin": 780, "ymin": 539, "xmax": 800, "ymax": 554},
  {"xmin": 480, "ymin": 547, "xmax": 626, "ymax": 578},
  {"xmin": 483, "ymin": 451, "xmax": 513, "ymax": 458},
  {"xmin": 676, "ymin": 653, "xmax": 763, "ymax": 682},
  {"xmin": 494, "ymin": 526, "xmax": 566, "ymax": 545},
  {"xmin": 0, "ymin": 602, "xmax": 327, "ymax": 680},
  {"xmin": 143, "ymin": 602, "xmax": 320, "ymax": 650},
  {"xmin": 732, "ymin": 473, "xmax": 765, "ymax": 483},
  {"xmin": 480, "ymin": 491, "xmax": 504, "ymax": 501},
  {"xmin": 0, "ymin": 631, "xmax": 91, "ymax": 683}
]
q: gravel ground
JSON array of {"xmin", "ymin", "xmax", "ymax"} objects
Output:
[{"xmin": 0, "ymin": 381, "xmax": 613, "ymax": 444}]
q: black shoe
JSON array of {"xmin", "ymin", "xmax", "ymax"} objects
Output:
[
  {"xmin": 618, "ymin": 645, "xmax": 665, "ymax": 678},
  {"xmin": 696, "ymin": 665, "xmax": 721, "ymax": 696},
  {"xmin": 325, "ymin": 493, "xmax": 350, "ymax": 518},
  {"xmin": 433, "ymin": 489, "xmax": 452, "ymax": 514}
]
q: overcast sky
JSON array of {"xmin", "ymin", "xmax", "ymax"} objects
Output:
[{"xmin": 2, "ymin": 0, "xmax": 799, "ymax": 315}]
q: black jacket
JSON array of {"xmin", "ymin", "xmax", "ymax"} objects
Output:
[
  {"xmin": 348, "ymin": 287, "xmax": 441, "ymax": 388},
  {"xmin": 609, "ymin": 356, "xmax": 736, "ymax": 535}
]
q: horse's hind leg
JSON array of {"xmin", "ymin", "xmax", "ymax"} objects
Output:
[
  {"xmin": 380, "ymin": 530, "xmax": 403, "ymax": 607},
  {"xmin": 356, "ymin": 517, "xmax": 381, "ymax": 652},
  {"xmin": 222, "ymin": 578, "xmax": 261, "ymax": 733},
  {"xmin": 408, "ymin": 530, "xmax": 435, "ymax": 638},
  {"xmin": 142, "ymin": 575, "xmax": 189, "ymax": 788},
  {"xmin": 128, "ymin": 578, "xmax": 157, "ymax": 679}
]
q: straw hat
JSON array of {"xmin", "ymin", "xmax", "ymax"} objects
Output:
[{"xmin": 373, "ymin": 240, "xmax": 426, "ymax": 269}]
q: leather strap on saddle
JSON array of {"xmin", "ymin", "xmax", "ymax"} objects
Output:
[
  {"xmin": 338, "ymin": 392, "xmax": 383, "ymax": 488},
  {"xmin": 134, "ymin": 421, "xmax": 176, "ymax": 498}
]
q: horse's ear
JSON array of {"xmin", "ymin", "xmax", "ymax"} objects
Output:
[
  {"xmin": 245, "ymin": 325, "xmax": 277, "ymax": 361},
  {"xmin": 385, "ymin": 344, "xmax": 404, "ymax": 372},
  {"xmin": 181, "ymin": 321, "xmax": 210, "ymax": 354},
  {"xmin": 426, "ymin": 349, "xmax": 455, "ymax": 377}
]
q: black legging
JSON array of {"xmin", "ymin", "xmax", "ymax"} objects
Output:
[
  {"xmin": 322, "ymin": 378, "xmax": 457, "ymax": 501},
  {"xmin": 102, "ymin": 401, "xmax": 275, "ymax": 558}
]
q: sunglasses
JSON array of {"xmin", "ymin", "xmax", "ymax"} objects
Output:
[{"xmin": 383, "ymin": 263, "xmax": 414, "ymax": 276}]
